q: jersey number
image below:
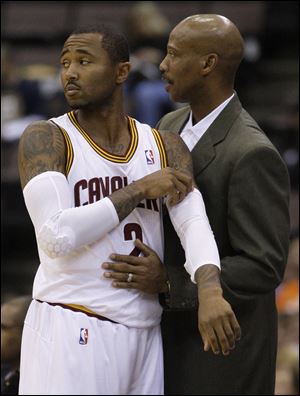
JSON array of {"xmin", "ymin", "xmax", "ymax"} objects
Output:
[{"xmin": 124, "ymin": 223, "xmax": 143, "ymax": 256}]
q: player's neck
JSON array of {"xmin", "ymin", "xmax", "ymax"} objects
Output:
[{"xmin": 75, "ymin": 103, "xmax": 128, "ymax": 145}]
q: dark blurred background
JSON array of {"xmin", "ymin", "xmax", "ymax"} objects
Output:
[{"xmin": 1, "ymin": 2, "xmax": 299, "ymax": 393}]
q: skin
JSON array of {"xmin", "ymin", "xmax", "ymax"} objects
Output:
[
  {"xmin": 18, "ymin": 32, "xmax": 193, "ymax": 221},
  {"xmin": 18, "ymin": 29, "xmax": 240, "ymax": 356},
  {"xmin": 1, "ymin": 296, "xmax": 32, "ymax": 368},
  {"xmin": 102, "ymin": 15, "xmax": 244, "ymax": 355},
  {"xmin": 160, "ymin": 14, "xmax": 244, "ymax": 122}
]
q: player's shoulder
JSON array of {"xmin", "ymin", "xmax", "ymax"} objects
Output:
[
  {"xmin": 157, "ymin": 129, "xmax": 186, "ymax": 148},
  {"xmin": 157, "ymin": 129, "xmax": 192, "ymax": 171},
  {"xmin": 20, "ymin": 119, "xmax": 63, "ymax": 142}
]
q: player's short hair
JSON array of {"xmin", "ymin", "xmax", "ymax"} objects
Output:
[{"xmin": 70, "ymin": 24, "xmax": 130, "ymax": 64}]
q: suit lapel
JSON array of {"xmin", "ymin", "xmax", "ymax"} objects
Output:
[
  {"xmin": 191, "ymin": 132, "xmax": 216, "ymax": 176},
  {"xmin": 191, "ymin": 94, "xmax": 243, "ymax": 176}
]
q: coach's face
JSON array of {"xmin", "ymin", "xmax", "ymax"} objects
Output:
[
  {"xmin": 160, "ymin": 22, "xmax": 209, "ymax": 103},
  {"xmin": 60, "ymin": 33, "xmax": 118, "ymax": 109}
]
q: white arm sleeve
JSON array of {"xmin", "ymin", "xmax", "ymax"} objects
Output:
[
  {"xmin": 167, "ymin": 188, "xmax": 220, "ymax": 283},
  {"xmin": 23, "ymin": 171, "xmax": 119, "ymax": 258}
]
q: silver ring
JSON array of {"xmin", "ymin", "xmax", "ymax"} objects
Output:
[{"xmin": 127, "ymin": 273, "xmax": 133, "ymax": 283}]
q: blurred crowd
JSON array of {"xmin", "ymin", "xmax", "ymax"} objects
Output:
[{"xmin": 1, "ymin": 2, "xmax": 298, "ymax": 395}]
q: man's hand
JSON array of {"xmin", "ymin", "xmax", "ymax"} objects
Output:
[
  {"xmin": 109, "ymin": 167, "xmax": 193, "ymax": 223},
  {"xmin": 195, "ymin": 265, "xmax": 241, "ymax": 356},
  {"xmin": 135, "ymin": 167, "xmax": 193, "ymax": 206},
  {"xmin": 102, "ymin": 239, "xmax": 168, "ymax": 294}
]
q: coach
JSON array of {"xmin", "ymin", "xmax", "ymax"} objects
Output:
[{"xmin": 107, "ymin": 14, "xmax": 291, "ymax": 395}]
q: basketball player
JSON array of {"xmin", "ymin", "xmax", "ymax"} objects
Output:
[{"xmin": 18, "ymin": 25, "xmax": 240, "ymax": 395}]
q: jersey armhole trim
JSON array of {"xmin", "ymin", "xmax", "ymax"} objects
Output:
[
  {"xmin": 151, "ymin": 128, "xmax": 168, "ymax": 168},
  {"xmin": 50, "ymin": 121, "xmax": 74, "ymax": 176}
]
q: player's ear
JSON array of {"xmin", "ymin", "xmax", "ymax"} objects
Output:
[{"xmin": 116, "ymin": 62, "xmax": 131, "ymax": 84}]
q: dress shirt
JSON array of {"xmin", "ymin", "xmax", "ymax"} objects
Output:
[{"xmin": 180, "ymin": 94, "xmax": 234, "ymax": 151}]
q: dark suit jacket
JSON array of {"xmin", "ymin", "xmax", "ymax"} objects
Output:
[{"xmin": 157, "ymin": 94, "xmax": 290, "ymax": 395}]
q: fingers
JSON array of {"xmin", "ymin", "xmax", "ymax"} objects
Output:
[
  {"xmin": 200, "ymin": 324, "xmax": 220, "ymax": 355},
  {"xmin": 106, "ymin": 253, "xmax": 141, "ymax": 266},
  {"xmin": 102, "ymin": 243, "xmax": 153, "ymax": 285},
  {"xmin": 172, "ymin": 169, "xmax": 193, "ymax": 192},
  {"xmin": 104, "ymin": 271, "xmax": 144, "ymax": 292},
  {"xmin": 165, "ymin": 168, "xmax": 193, "ymax": 206},
  {"xmin": 104, "ymin": 270, "xmax": 139, "ymax": 288},
  {"xmin": 172, "ymin": 176, "xmax": 191, "ymax": 196},
  {"xmin": 169, "ymin": 172, "xmax": 192, "ymax": 205},
  {"xmin": 167, "ymin": 190, "xmax": 185, "ymax": 206},
  {"xmin": 199, "ymin": 326, "xmax": 211, "ymax": 352},
  {"xmin": 102, "ymin": 261, "xmax": 135, "ymax": 273},
  {"xmin": 230, "ymin": 312, "xmax": 242, "ymax": 341},
  {"xmin": 103, "ymin": 269, "xmax": 131, "ymax": 282},
  {"xmin": 222, "ymin": 320, "xmax": 236, "ymax": 350},
  {"xmin": 102, "ymin": 264, "xmax": 139, "ymax": 288},
  {"xmin": 142, "ymin": 167, "xmax": 192, "ymax": 201},
  {"xmin": 105, "ymin": 240, "xmax": 158, "ymax": 267},
  {"xmin": 215, "ymin": 325, "xmax": 231, "ymax": 356},
  {"xmin": 199, "ymin": 316, "xmax": 242, "ymax": 356},
  {"xmin": 102, "ymin": 249, "xmax": 147, "ymax": 280},
  {"xmin": 200, "ymin": 322, "xmax": 231, "ymax": 355},
  {"xmin": 134, "ymin": 239, "xmax": 155, "ymax": 256},
  {"xmin": 112, "ymin": 280, "xmax": 139, "ymax": 289}
]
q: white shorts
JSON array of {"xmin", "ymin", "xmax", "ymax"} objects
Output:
[{"xmin": 19, "ymin": 300, "xmax": 163, "ymax": 395}]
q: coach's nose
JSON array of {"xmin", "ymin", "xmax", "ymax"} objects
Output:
[{"xmin": 159, "ymin": 56, "xmax": 168, "ymax": 73}]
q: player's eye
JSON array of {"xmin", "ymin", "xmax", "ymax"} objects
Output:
[{"xmin": 61, "ymin": 60, "xmax": 69, "ymax": 68}]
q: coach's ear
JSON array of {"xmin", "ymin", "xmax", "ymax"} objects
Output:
[{"xmin": 116, "ymin": 62, "xmax": 131, "ymax": 84}]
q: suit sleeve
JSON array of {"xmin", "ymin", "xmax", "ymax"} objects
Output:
[{"xmin": 220, "ymin": 145, "xmax": 290, "ymax": 304}]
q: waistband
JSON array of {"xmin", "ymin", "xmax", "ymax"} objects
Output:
[{"xmin": 35, "ymin": 299, "xmax": 118, "ymax": 324}]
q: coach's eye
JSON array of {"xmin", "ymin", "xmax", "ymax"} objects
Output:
[
  {"xmin": 80, "ymin": 59, "xmax": 90, "ymax": 65},
  {"xmin": 167, "ymin": 50, "xmax": 176, "ymax": 58}
]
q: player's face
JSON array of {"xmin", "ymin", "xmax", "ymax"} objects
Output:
[
  {"xmin": 159, "ymin": 25, "xmax": 204, "ymax": 103},
  {"xmin": 60, "ymin": 33, "xmax": 117, "ymax": 109}
]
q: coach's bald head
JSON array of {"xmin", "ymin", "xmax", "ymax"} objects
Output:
[
  {"xmin": 169, "ymin": 14, "xmax": 244, "ymax": 89},
  {"xmin": 183, "ymin": 15, "xmax": 242, "ymax": 80}
]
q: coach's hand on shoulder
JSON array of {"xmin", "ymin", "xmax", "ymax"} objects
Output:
[
  {"xmin": 102, "ymin": 239, "xmax": 168, "ymax": 294},
  {"xmin": 135, "ymin": 167, "xmax": 193, "ymax": 206}
]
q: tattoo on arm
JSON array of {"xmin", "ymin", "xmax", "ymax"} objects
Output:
[
  {"xmin": 160, "ymin": 130, "xmax": 194, "ymax": 180},
  {"xmin": 18, "ymin": 121, "xmax": 66, "ymax": 189},
  {"xmin": 195, "ymin": 264, "xmax": 221, "ymax": 290},
  {"xmin": 109, "ymin": 182, "xmax": 144, "ymax": 222}
]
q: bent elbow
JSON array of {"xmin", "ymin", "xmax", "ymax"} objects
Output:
[{"xmin": 38, "ymin": 224, "xmax": 74, "ymax": 259}]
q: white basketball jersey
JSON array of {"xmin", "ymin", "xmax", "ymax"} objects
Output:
[{"xmin": 32, "ymin": 111, "xmax": 168, "ymax": 328}]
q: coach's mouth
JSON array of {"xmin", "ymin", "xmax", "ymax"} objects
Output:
[{"xmin": 161, "ymin": 75, "xmax": 173, "ymax": 91}]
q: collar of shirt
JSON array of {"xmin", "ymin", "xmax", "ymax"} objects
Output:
[{"xmin": 180, "ymin": 93, "xmax": 234, "ymax": 151}]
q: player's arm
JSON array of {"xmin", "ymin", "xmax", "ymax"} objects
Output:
[
  {"xmin": 18, "ymin": 123, "xmax": 192, "ymax": 259},
  {"xmin": 160, "ymin": 130, "xmax": 221, "ymax": 285},
  {"xmin": 161, "ymin": 130, "xmax": 241, "ymax": 354},
  {"xmin": 103, "ymin": 130, "xmax": 241, "ymax": 355},
  {"xmin": 18, "ymin": 121, "xmax": 67, "ymax": 188}
]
